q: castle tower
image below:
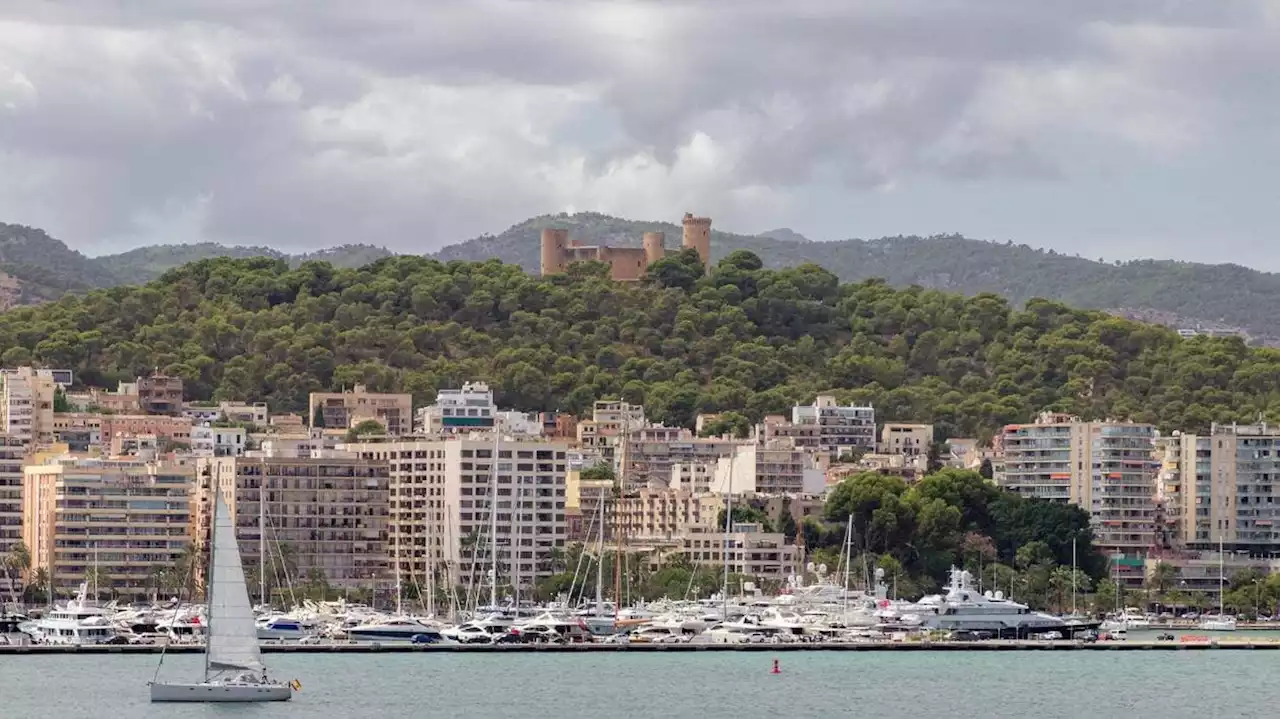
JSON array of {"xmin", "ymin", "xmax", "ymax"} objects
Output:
[
  {"xmin": 642, "ymin": 232, "xmax": 666, "ymax": 268},
  {"xmin": 681, "ymin": 213, "xmax": 712, "ymax": 271},
  {"xmin": 539, "ymin": 228, "xmax": 569, "ymax": 276}
]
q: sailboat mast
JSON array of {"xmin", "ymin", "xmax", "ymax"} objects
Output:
[
  {"xmin": 204, "ymin": 489, "xmax": 217, "ymax": 683},
  {"xmin": 594, "ymin": 488, "xmax": 604, "ymax": 615},
  {"xmin": 720, "ymin": 456, "xmax": 734, "ymax": 621},
  {"xmin": 259, "ymin": 460, "xmax": 266, "ymax": 608},
  {"xmin": 1219, "ymin": 534, "xmax": 1225, "ymax": 616},
  {"xmin": 394, "ymin": 507, "xmax": 403, "ymax": 616},
  {"xmin": 488, "ymin": 431, "xmax": 499, "ymax": 609},
  {"xmin": 842, "ymin": 514, "xmax": 852, "ymax": 615},
  {"xmin": 1071, "ymin": 536, "xmax": 1077, "ymax": 616},
  {"xmin": 511, "ymin": 473, "xmax": 520, "ymax": 615}
]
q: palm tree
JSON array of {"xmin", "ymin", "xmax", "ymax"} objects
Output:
[
  {"xmin": 1147, "ymin": 561, "xmax": 1177, "ymax": 606},
  {"xmin": 3, "ymin": 540, "xmax": 31, "ymax": 604},
  {"xmin": 31, "ymin": 568, "xmax": 51, "ymax": 605}
]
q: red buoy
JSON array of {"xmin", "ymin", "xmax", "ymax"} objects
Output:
[{"xmin": 771, "ymin": 659, "xmax": 781, "ymax": 674}]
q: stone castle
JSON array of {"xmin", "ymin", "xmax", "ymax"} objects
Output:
[{"xmin": 539, "ymin": 212, "xmax": 712, "ymax": 280}]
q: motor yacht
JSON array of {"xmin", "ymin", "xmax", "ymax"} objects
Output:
[
  {"xmin": 35, "ymin": 583, "xmax": 117, "ymax": 645},
  {"xmin": 346, "ymin": 616, "xmax": 448, "ymax": 642},
  {"xmin": 922, "ymin": 568, "xmax": 1067, "ymax": 638}
]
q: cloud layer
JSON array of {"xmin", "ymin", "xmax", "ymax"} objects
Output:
[{"xmin": 0, "ymin": 1, "xmax": 1276, "ymax": 260}]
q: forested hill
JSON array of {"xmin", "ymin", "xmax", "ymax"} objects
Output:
[
  {"xmin": 0, "ymin": 221, "xmax": 391, "ymax": 307},
  {"xmin": 1, "ymin": 251, "xmax": 1277, "ymax": 439},
  {"xmin": 433, "ymin": 213, "xmax": 1280, "ymax": 342}
]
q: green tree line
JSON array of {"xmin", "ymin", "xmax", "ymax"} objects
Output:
[{"xmin": 2, "ymin": 250, "xmax": 1279, "ymax": 437}]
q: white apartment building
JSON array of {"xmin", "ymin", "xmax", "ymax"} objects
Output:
[
  {"xmin": 190, "ymin": 424, "xmax": 247, "ymax": 458},
  {"xmin": 0, "ymin": 367, "xmax": 56, "ymax": 446},
  {"xmin": 708, "ymin": 441, "xmax": 827, "ymax": 496},
  {"xmin": 791, "ymin": 395, "xmax": 876, "ymax": 456},
  {"xmin": 345, "ymin": 436, "xmax": 569, "ymax": 595}
]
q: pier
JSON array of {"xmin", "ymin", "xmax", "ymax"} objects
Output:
[{"xmin": 2, "ymin": 640, "xmax": 1279, "ymax": 654}]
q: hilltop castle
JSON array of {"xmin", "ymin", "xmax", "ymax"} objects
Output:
[{"xmin": 539, "ymin": 212, "xmax": 711, "ymax": 281}]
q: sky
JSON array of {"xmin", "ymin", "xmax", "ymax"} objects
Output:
[{"xmin": 0, "ymin": 1, "xmax": 1277, "ymax": 266}]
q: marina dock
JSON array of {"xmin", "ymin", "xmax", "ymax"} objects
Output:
[{"xmin": 3, "ymin": 640, "xmax": 1280, "ymax": 654}]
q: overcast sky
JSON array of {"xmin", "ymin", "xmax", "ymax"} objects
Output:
[{"xmin": 1, "ymin": 1, "xmax": 1277, "ymax": 266}]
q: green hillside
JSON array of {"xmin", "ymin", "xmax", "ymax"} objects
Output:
[
  {"xmin": 434, "ymin": 213, "xmax": 1280, "ymax": 341},
  {"xmin": 0, "ymin": 251, "xmax": 1275, "ymax": 441}
]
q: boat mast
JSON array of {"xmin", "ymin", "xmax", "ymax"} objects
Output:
[
  {"xmin": 1218, "ymin": 533, "xmax": 1225, "ymax": 617},
  {"xmin": 204, "ymin": 489, "xmax": 217, "ymax": 683},
  {"xmin": 259, "ymin": 459, "xmax": 266, "ymax": 608},
  {"xmin": 488, "ymin": 431, "xmax": 500, "ymax": 610},
  {"xmin": 841, "ymin": 514, "xmax": 852, "ymax": 616},
  {"xmin": 720, "ymin": 456, "xmax": 734, "ymax": 622},
  {"xmin": 511, "ymin": 471, "xmax": 520, "ymax": 615},
  {"xmin": 1071, "ymin": 536, "xmax": 1077, "ymax": 616},
  {"xmin": 394, "ymin": 504, "xmax": 403, "ymax": 616},
  {"xmin": 426, "ymin": 454, "xmax": 436, "ymax": 618},
  {"xmin": 594, "ymin": 487, "xmax": 605, "ymax": 615}
]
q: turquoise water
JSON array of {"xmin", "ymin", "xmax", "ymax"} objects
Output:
[{"xmin": 1, "ymin": 651, "xmax": 1275, "ymax": 718}]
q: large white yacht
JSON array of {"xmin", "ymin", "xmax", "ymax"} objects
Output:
[
  {"xmin": 35, "ymin": 583, "xmax": 117, "ymax": 645},
  {"xmin": 921, "ymin": 568, "xmax": 1067, "ymax": 638},
  {"xmin": 346, "ymin": 616, "xmax": 448, "ymax": 642}
]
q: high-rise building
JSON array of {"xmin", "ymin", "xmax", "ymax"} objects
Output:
[
  {"xmin": 196, "ymin": 453, "xmax": 392, "ymax": 595},
  {"xmin": 0, "ymin": 367, "xmax": 57, "ymax": 445},
  {"xmin": 790, "ymin": 395, "xmax": 876, "ymax": 456},
  {"xmin": 309, "ymin": 385, "xmax": 413, "ymax": 435},
  {"xmin": 999, "ymin": 412, "xmax": 1158, "ymax": 586},
  {"xmin": 22, "ymin": 456, "xmax": 194, "ymax": 600},
  {"xmin": 0, "ymin": 435, "xmax": 23, "ymax": 598},
  {"xmin": 677, "ymin": 523, "xmax": 798, "ymax": 582},
  {"xmin": 1167, "ymin": 423, "xmax": 1280, "ymax": 553},
  {"xmin": 345, "ymin": 436, "xmax": 569, "ymax": 595}
]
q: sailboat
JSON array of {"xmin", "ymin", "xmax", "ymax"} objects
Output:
[
  {"xmin": 1199, "ymin": 534, "xmax": 1237, "ymax": 632},
  {"xmin": 149, "ymin": 488, "xmax": 298, "ymax": 702}
]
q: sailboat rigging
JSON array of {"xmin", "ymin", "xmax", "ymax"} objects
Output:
[{"xmin": 149, "ymin": 486, "xmax": 297, "ymax": 703}]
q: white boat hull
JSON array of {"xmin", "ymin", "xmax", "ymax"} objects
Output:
[{"xmin": 150, "ymin": 682, "xmax": 292, "ymax": 702}]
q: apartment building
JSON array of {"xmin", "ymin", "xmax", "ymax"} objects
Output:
[
  {"xmin": 309, "ymin": 385, "xmax": 412, "ymax": 435},
  {"xmin": 137, "ymin": 373, "xmax": 184, "ymax": 415},
  {"xmin": 880, "ymin": 423, "xmax": 934, "ymax": 456},
  {"xmin": 51, "ymin": 413, "xmax": 104, "ymax": 453},
  {"xmin": 0, "ymin": 367, "xmax": 57, "ymax": 445},
  {"xmin": 190, "ymin": 424, "xmax": 247, "ymax": 458},
  {"xmin": 101, "ymin": 415, "xmax": 192, "ymax": 448},
  {"xmin": 565, "ymin": 470, "xmax": 614, "ymax": 542},
  {"xmin": 610, "ymin": 484, "xmax": 722, "ymax": 541},
  {"xmin": 22, "ymin": 456, "xmax": 193, "ymax": 600},
  {"xmin": 999, "ymin": 412, "xmax": 1158, "ymax": 586},
  {"xmin": 221, "ymin": 402, "xmax": 269, "ymax": 426},
  {"xmin": 709, "ymin": 441, "xmax": 828, "ymax": 495},
  {"xmin": 622, "ymin": 428, "xmax": 743, "ymax": 489},
  {"xmin": 0, "ymin": 435, "xmax": 22, "ymax": 597},
  {"xmin": 790, "ymin": 395, "xmax": 876, "ymax": 456},
  {"xmin": 677, "ymin": 523, "xmax": 798, "ymax": 582},
  {"xmin": 197, "ymin": 453, "xmax": 392, "ymax": 594},
  {"xmin": 1165, "ymin": 422, "xmax": 1280, "ymax": 554},
  {"xmin": 345, "ymin": 436, "xmax": 569, "ymax": 594},
  {"xmin": 577, "ymin": 400, "xmax": 646, "ymax": 467}
]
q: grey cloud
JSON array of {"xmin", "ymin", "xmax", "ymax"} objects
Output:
[{"xmin": 0, "ymin": 0, "xmax": 1276, "ymax": 254}]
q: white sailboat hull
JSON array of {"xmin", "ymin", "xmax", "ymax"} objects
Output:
[{"xmin": 150, "ymin": 682, "xmax": 292, "ymax": 702}]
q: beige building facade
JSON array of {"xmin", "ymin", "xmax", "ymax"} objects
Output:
[
  {"xmin": 197, "ymin": 453, "xmax": 392, "ymax": 595},
  {"xmin": 22, "ymin": 457, "xmax": 193, "ymax": 600},
  {"xmin": 309, "ymin": 385, "xmax": 413, "ymax": 435}
]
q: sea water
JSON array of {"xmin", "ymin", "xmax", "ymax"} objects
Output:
[{"xmin": 0, "ymin": 650, "xmax": 1273, "ymax": 718}]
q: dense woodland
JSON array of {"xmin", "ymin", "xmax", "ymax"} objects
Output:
[{"xmin": 0, "ymin": 250, "xmax": 1278, "ymax": 441}]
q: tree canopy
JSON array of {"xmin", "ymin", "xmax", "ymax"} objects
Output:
[{"xmin": 0, "ymin": 252, "xmax": 1277, "ymax": 437}]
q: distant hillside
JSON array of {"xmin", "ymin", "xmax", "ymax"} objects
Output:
[
  {"xmin": 96, "ymin": 243, "xmax": 392, "ymax": 285},
  {"xmin": 0, "ymin": 223, "xmax": 117, "ymax": 307},
  {"xmin": 0, "ymin": 223, "xmax": 393, "ymax": 306},
  {"xmin": 433, "ymin": 213, "xmax": 1280, "ymax": 343},
  {"xmin": 758, "ymin": 228, "xmax": 812, "ymax": 243}
]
